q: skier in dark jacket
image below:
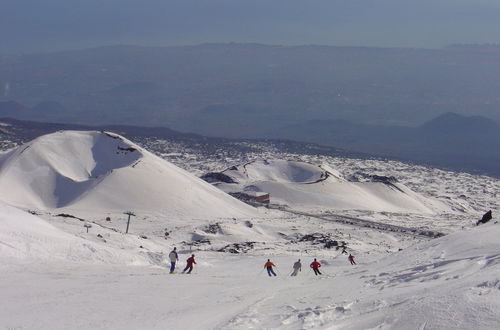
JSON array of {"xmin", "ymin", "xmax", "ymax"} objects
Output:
[
  {"xmin": 182, "ymin": 254, "xmax": 196, "ymax": 274},
  {"xmin": 310, "ymin": 258, "xmax": 322, "ymax": 275},
  {"xmin": 348, "ymin": 254, "xmax": 356, "ymax": 265},
  {"xmin": 476, "ymin": 210, "xmax": 492, "ymax": 226},
  {"xmin": 264, "ymin": 259, "xmax": 277, "ymax": 277}
]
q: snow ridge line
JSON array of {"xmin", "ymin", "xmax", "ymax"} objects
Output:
[{"xmin": 271, "ymin": 206, "xmax": 445, "ymax": 238}]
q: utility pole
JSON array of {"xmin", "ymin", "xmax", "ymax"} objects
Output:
[{"xmin": 124, "ymin": 211, "xmax": 136, "ymax": 234}]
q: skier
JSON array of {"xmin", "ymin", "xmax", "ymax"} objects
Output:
[
  {"xmin": 310, "ymin": 258, "xmax": 322, "ymax": 275},
  {"xmin": 476, "ymin": 210, "xmax": 492, "ymax": 226},
  {"xmin": 291, "ymin": 259, "xmax": 302, "ymax": 276},
  {"xmin": 348, "ymin": 254, "xmax": 356, "ymax": 265},
  {"xmin": 264, "ymin": 259, "xmax": 277, "ymax": 277},
  {"xmin": 168, "ymin": 247, "xmax": 178, "ymax": 274},
  {"xmin": 182, "ymin": 254, "xmax": 197, "ymax": 274}
]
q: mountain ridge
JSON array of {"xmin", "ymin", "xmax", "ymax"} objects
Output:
[
  {"xmin": 1, "ymin": 113, "xmax": 499, "ymax": 177},
  {"xmin": 272, "ymin": 112, "xmax": 500, "ymax": 177},
  {"xmin": 2, "ymin": 43, "xmax": 500, "ymax": 128},
  {"xmin": 0, "ymin": 130, "xmax": 256, "ymax": 218}
]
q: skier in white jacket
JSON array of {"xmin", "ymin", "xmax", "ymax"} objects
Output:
[
  {"xmin": 291, "ymin": 259, "xmax": 302, "ymax": 276},
  {"xmin": 168, "ymin": 247, "xmax": 179, "ymax": 274}
]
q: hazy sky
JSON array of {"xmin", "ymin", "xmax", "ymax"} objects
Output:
[{"xmin": 2, "ymin": 0, "xmax": 500, "ymax": 53}]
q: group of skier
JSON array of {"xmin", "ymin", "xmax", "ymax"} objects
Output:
[
  {"xmin": 267, "ymin": 255, "xmax": 356, "ymax": 277},
  {"xmin": 168, "ymin": 247, "xmax": 197, "ymax": 274},
  {"xmin": 168, "ymin": 247, "xmax": 356, "ymax": 276},
  {"xmin": 165, "ymin": 210, "xmax": 494, "ymax": 276}
]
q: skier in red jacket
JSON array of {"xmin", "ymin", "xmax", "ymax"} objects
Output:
[
  {"xmin": 310, "ymin": 258, "xmax": 322, "ymax": 275},
  {"xmin": 182, "ymin": 254, "xmax": 197, "ymax": 274}
]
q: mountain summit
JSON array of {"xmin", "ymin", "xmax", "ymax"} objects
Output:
[
  {"xmin": 0, "ymin": 130, "xmax": 255, "ymax": 218},
  {"xmin": 205, "ymin": 160, "xmax": 450, "ymax": 214}
]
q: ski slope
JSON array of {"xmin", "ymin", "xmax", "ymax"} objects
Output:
[
  {"xmin": 0, "ymin": 201, "xmax": 152, "ymax": 265},
  {"xmin": 1, "ymin": 130, "xmax": 499, "ymax": 329},
  {"xmin": 1, "ymin": 209, "xmax": 499, "ymax": 329}
]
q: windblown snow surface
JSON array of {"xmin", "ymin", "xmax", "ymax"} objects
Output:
[{"xmin": 0, "ymin": 130, "xmax": 499, "ymax": 329}]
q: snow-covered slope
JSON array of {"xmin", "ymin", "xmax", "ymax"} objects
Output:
[
  {"xmin": 0, "ymin": 201, "xmax": 155, "ymax": 265},
  {"xmin": 1, "ymin": 209, "xmax": 498, "ymax": 329},
  {"xmin": 221, "ymin": 221, "xmax": 500, "ymax": 330},
  {"xmin": 211, "ymin": 159, "xmax": 449, "ymax": 214},
  {"xmin": 0, "ymin": 131, "xmax": 256, "ymax": 218},
  {"xmin": 223, "ymin": 160, "xmax": 344, "ymax": 184},
  {"xmin": 1, "ymin": 130, "xmax": 499, "ymax": 329}
]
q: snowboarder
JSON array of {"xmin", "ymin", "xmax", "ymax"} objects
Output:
[
  {"xmin": 291, "ymin": 259, "xmax": 302, "ymax": 276},
  {"xmin": 348, "ymin": 254, "xmax": 356, "ymax": 265},
  {"xmin": 476, "ymin": 210, "xmax": 492, "ymax": 226},
  {"xmin": 182, "ymin": 254, "xmax": 197, "ymax": 274},
  {"xmin": 264, "ymin": 259, "xmax": 277, "ymax": 277},
  {"xmin": 168, "ymin": 247, "xmax": 178, "ymax": 274},
  {"xmin": 310, "ymin": 258, "xmax": 322, "ymax": 275}
]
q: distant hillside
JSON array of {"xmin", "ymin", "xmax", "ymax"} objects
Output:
[
  {"xmin": 272, "ymin": 113, "xmax": 500, "ymax": 176},
  {"xmin": 1, "ymin": 43, "xmax": 500, "ymax": 132},
  {"xmin": 0, "ymin": 101, "xmax": 33, "ymax": 119},
  {"xmin": 1, "ymin": 114, "xmax": 498, "ymax": 177},
  {"xmin": 0, "ymin": 115, "xmax": 199, "ymax": 141},
  {"xmin": 0, "ymin": 116, "xmax": 362, "ymax": 157}
]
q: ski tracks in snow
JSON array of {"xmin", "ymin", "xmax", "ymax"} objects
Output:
[
  {"xmin": 220, "ymin": 275, "xmax": 351, "ymax": 329},
  {"xmin": 221, "ymin": 294, "xmax": 277, "ymax": 329}
]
